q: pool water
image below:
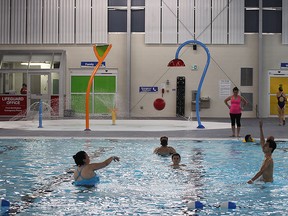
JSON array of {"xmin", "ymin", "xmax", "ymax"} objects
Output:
[{"xmin": 1, "ymin": 138, "xmax": 288, "ymax": 215}]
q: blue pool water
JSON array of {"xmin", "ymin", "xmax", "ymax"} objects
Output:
[{"xmin": 1, "ymin": 138, "xmax": 288, "ymax": 215}]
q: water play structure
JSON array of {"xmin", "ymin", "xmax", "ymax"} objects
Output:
[
  {"xmin": 85, "ymin": 44, "xmax": 112, "ymax": 131},
  {"xmin": 168, "ymin": 40, "xmax": 211, "ymax": 128},
  {"xmin": 9, "ymin": 100, "xmax": 56, "ymax": 122}
]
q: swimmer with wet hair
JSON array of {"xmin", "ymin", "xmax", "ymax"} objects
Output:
[
  {"xmin": 154, "ymin": 136, "xmax": 176, "ymax": 156},
  {"xmin": 170, "ymin": 153, "xmax": 186, "ymax": 169},
  {"xmin": 266, "ymin": 136, "xmax": 274, "ymax": 142},
  {"xmin": 244, "ymin": 134, "xmax": 254, "ymax": 142},
  {"xmin": 73, "ymin": 151, "xmax": 119, "ymax": 187}
]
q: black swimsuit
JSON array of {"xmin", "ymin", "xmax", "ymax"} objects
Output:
[{"xmin": 278, "ymin": 93, "xmax": 286, "ymax": 109}]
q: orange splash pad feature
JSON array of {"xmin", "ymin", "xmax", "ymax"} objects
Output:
[{"xmin": 85, "ymin": 44, "xmax": 112, "ymax": 131}]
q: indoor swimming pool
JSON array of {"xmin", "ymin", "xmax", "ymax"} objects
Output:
[{"xmin": 1, "ymin": 138, "xmax": 288, "ymax": 215}]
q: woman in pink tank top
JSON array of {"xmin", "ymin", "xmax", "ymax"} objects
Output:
[{"xmin": 224, "ymin": 87, "xmax": 248, "ymax": 137}]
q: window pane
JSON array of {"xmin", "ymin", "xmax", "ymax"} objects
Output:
[
  {"xmin": 94, "ymin": 76, "xmax": 116, "ymax": 93},
  {"xmin": 53, "ymin": 54, "xmax": 62, "ymax": 69},
  {"xmin": 132, "ymin": 0, "xmax": 145, "ymax": 6},
  {"xmin": 263, "ymin": 10, "xmax": 282, "ymax": 33},
  {"xmin": 71, "ymin": 76, "xmax": 90, "ymax": 93},
  {"xmin": 94, "ymin": 94, "xmax": 115, "ymax": 113},
  {"xmin": 0, "ymin": 72, "xmax": 25, "ymax": 94},
  {"xmin": 245, "ymin": 0, "xmax": 282, "ymax": 7},
  {"xmin": 108, "ymin": 10, "xmax": 127, "ymax": 32},
  {"xmin": 132, "ymin": 9, "xmax": 144, "ymax": 32},
  {"xmin": 245, "ymin": 10, "xmax": 259, "ymax": 33},
  {"xmin": 263, "ymin": 0, "xmax": 281, "ymax": 7},
  {"xmin": 30, "ymin": 54, "xmax": 52, "ymax": 69},
  {"xmin": 109, "ymin": 0, "xmax": 126, "ymax": 6},
  {"xmin": 71, "ymin": 94, "xmax": 92, "ymax": 113},
  {"xmin": 1, "ymin": 55, "xmax": 29, "ymax": 69},
  {"xmin": 52, "ymin": 73, "xmax": 59, "ymax": 94},
  {"xmin": 245, "ymin": 0, "xmax": 258, "ymax": 7},
  {"xmin": 241, "ymin": 68, "xmax": 253, "ymax": 86}
]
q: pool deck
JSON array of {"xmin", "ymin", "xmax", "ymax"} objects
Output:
[{"xmin": 0, "ymin": 117, "xmax": 287, "ymax": 140}]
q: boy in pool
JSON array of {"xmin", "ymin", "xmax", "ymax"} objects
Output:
[
  {"xmin": 73, "ymin": 151, "xmax": 120, "ymax": 187},
  {"xmin": 247, "ymin": 121, "xmax": 276, "ymax": 184},
  {"xmin": 154, "ymin": 136, "xmax": 176, "ymax": 156},
  {"xmin": 170, "ymin": 153, "xmax": 186, "ymax": 169}
]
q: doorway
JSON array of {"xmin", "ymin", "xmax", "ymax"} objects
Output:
[
  {"xmin": 269, "ymin": 71, "xmax": 288, "ymax": 115},
  {"xmin": 28, "ymin": 73, "xmax": 51, "ymax": 114}
]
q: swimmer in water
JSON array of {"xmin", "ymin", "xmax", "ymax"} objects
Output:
[
  {"xmin": 73, "ymin": 151, "xmax": 120, "ymax": 187},
  {"xmin": 154, "ymin": 136, "xmax": 176, "ymax": 156},
  {"xmin": 247, "ymin": 121, "xmax": 276, "ymax": 184},
  {"xmin": 244, "ymin": 134, "xmax": 254, "ymax": 142},
  {"xmin": 170, "ymin": 153, "xmax": 186, "ymax": 169}
]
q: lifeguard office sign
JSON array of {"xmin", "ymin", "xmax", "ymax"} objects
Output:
[
  {"xmin": 0, "ymin": 96, "xmax": 27, "ymax": 116},
  {"xmin": 139, "ymin": 86, "xmax": 158, "ymax": 93}
]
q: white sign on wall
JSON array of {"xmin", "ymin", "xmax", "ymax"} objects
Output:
[{"xmin": 219, "ymin": 80, "xmax": 231, "ymax": 98}]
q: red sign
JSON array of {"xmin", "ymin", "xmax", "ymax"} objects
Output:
[{"xmin": 0, "ymin": 96, "xmax": 27, "ymax": 116}]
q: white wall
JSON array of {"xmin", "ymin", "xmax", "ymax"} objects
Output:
[
  {"xmin": 130, "ymin": 34, "xmax": 258, "ymax": 118},
  {"xmin": 1, "ymin": 33, "xmax": 287, "ymax": 118}
]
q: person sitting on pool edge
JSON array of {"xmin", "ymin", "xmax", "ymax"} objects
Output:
[
  {"xmin": 73, "ymin": 151, "xmax": 120, "ymax": 187},
  {"xmin": 170, "ymin": 153, "xmax": 186, "ymax": 169},
  {"xmin": 154, "ymin": 136, "xmax": 176, "ymax": 156},
  {"xmin": 247, "ymin": 121, "xmax": 276, "ymax": 184}
]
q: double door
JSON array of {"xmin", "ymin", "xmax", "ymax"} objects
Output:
[{"xmin": 269, "ymin": 76, "xmax": 288, "ymax": 115}]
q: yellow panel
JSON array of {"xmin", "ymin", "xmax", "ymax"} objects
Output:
[
  {"xmin": 270, "ymin": 77, "xmax": 288, "ymax": 115},
  {"xmin": 270, "ymin": 96, "xmax": 278, "ymax": 115},
  {"xmin": 270, "ymin": 77, "xmax": 288, "ymax": 93}
]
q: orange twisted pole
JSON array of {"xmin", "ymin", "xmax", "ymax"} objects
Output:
[{"xmin": 85, "ymin": 44, "xmax": 112, "ymax": 131}]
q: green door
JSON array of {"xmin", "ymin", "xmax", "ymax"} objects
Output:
[{"xmin": 71, "ymin": 75, "xmax": 116, "ymax": 115}]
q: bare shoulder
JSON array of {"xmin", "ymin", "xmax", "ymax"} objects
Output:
[
  {"xmin": 168, "ymin": 146, "xmax": 176, "ymax": 152},
  {"xmin": 154, "ymin": 147, "xmax": 160, "ymax": 152},
  {"xmin": 263, "ymin": 157, "xmax": 273, "ymax": 166}
]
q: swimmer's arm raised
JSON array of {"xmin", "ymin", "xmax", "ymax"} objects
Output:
[
  {"xmin": 89, "ymin": 156, "xmax": 120, "ymax": 171},
  {"xmin": 259, "ymin": 121, "xmax": 265, "ymax": 148}
]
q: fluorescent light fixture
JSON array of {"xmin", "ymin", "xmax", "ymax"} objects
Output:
[
  {"xmin": 245, "ymin": 7, "xmax": 259, "ymax": 10},
  {"xmin": 245, "ymin": 7, "xmax": 278, "ymax": 11},
  {"xmin": 263, "ymin": 7, "xmax": 277, "ymax": 11},
  {"xmin": 21, "ymin": 62, "xmax": 51, "ymax": 69}
]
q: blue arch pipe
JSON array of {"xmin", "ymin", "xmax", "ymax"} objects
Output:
[{"xmin": 174, "ymin": 40, "xmax": 211, "ymax": 128}]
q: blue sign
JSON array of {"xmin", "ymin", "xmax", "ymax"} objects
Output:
[
  {"xmin": 81, "ymin": 61, "xmax": 106, "ymax": 67},
  {"xmin": 139, "ymin": 86, "xmax": 158, "ymax": 93},
  {"xmin": 281, "ymin": 63, "xmax": 288, "ymax": 68}
]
